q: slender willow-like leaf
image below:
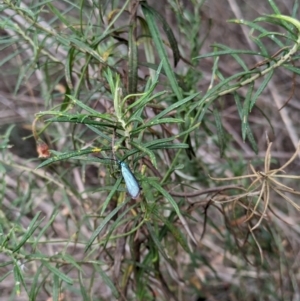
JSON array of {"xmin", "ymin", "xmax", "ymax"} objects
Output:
[
  {"xmin": 234, "ymin": 92, "xmax": 258, "ymax": 153},
  {"xmin": 213, "ymin": 108, "xmax": 226, "ymax": 157},
  {"xmin": 145, "ymin": 221, "xmax": 173, "ymax": 263},
  {"xmin": 36, "ymin": 148, "xmax": 101, "ymax": 169},
  {"xmin": 52, "ymin": 273, "xmax": 59, "ymax": 301},
  {"xmin": 153, "ymin": 213, "xmax": 190, "ymax": 252},
  {"xmin": 42, "ymin": 261, "xmax": 73, "ymax": 285},
  {"xmin": 95, "ymin": 265, "xmax": 120, "ymax": 298},
  {"xmin": 141, "ymin": 3, "xmax": 180, "ymax": 66},
  {"xmin": 13, "ymin": 212, "xmax": 43, "ymax": 253},
  {"xmin": 14, "ymin": 258, "xmax": 29, "ymax": 294},
  {"xmin": 85, "ymin": 199, "xmax": 129, "ymax": 251},
  {"xmin": 242, "ymin": 82, "xmax": 254, "ymax": 141},
  {"xmin": 195, "ymin": 49, "xmax": 263, "ymax": 60},
  {"xmin": 100, "ymin": 177, "xmax": 122, "ymax": 216},
  {"xmin": 128, "ymin": 23, "xmax": 138, "ymax": 94},
  {"xmin": 250, "ymin": 69, "xmax": 274, "ymax": 110},
  {"xmin": 142, "ymin": 3, "xmax": 182, "ymax": 100}
]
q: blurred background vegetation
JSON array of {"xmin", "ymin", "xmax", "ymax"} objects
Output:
[{"xmin": 1, "ymin": 0, "xmax": 300, "ymax": 300}]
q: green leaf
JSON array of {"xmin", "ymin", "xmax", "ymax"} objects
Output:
[
  {"xmin": 42, "ymin": 261, "xmax": 73, "ymax": 285},
  {"xmin": 49, "ymin": 115, "xmax": 116, "ymax": 128},
  {"xmin": 36, "ymin": 147, "xmax": 101, "ymax": 169},
  {"xmin": 213, "ymin": 108, "xmax": 226, "ymax": 157},
  {"xmin": 195, "ymin": 48, "xmax": 263, "ymax": 60},
  {"xmin": 153, "ymin": 212, "xmax": 190, "ymax": 253},
  {"xmin": 129, "ymin": 141, "xmax": 157, "ymax": 168},
  {"xmin": 148, "ymin": 179, "xmax": 181, "ymax": 217},
  {"xmin": 64, "ymin": 46, "xmax": 76, "ymax": 89},
  {"xmin": 79, "ymin": 271, "xmax": 91, "ymax": 301},
  {"xmin": 0, "ymin": 124, "xmax": 15, "ymax": 149},
  {"xmin": 28, "ymin": 264, "xmax": 44, "ymax": 300},
  {"xmin": 149, "ymin": 92, "xmax": 199, "ymax": 124},
  {"xmin": 85, "ymin": 199, "xmax": 129, "ymax": 252},
  {"xmin": 62, "ymin": 253, "xmax": 84, "ymax": 272},
  {"xmin": 142, "ymin": 3, "xmax": 182, "ymax": 100},
  {"xmin": 128, "ymin": 23, "xmax": 138, "ymax": 94},
  {"xmin": 46, "ymin": 3, "xmax": 79, "ymax": 35},
  {"xmin": 13, "ymin": 212, "xmax": 43, "ymax": 253},
  {"xmin": 250, "ymin": 69, "xmax": 274, "ymax": 110},
  {"xmin": 67, "ymin": 95, "xmax": 115, "ymax": 120},
  {"xmin": 242, "ymin": 82, "xmax": 254, "ymax": 141},
  {"xmin": 136, "ymin": 118, "xmax": 184, "ymax": 132},
  {"xmin": 228, "ymin": 19, "xmax": 284, "ymax": 48},
  {"xmin": 126, "ymin": 62, "xmax": 164, "ymax": 112},
  {"xmin": 234, "ymin": 93, "xmax": 258, "ymax": 153},
  {"xmin": 13, "ymin": 262, "xmax": 27, "ymax": 295},
  {"xmin": 95, "ymin": 265, "xmax": 119, "ymax": 298},
  {"xmin": 138, "ymin": 16, "xmax": 156, "ymax": 80},
  {"xmin": 100, "ymin": 177, "xmax": 122, "ymax": 216},
  {"xmin": 52, "ymin": 273, "xmax": 60, "ymax": 301},
  {"xmin": 145, "ymin": 221, "xmax": 173, "ymax": 263},
  {"xmin": 33, "ymin": 211, "xmax": 59, "ymax": 249},
  {"xmin": 141, "ymin": 4, "xmax": 180, "ymax": 66}
]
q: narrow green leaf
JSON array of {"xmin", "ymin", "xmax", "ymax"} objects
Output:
[
  {"xmin": 128, "ymin": 23, "xmax": 138, "ymax": 94},
  {"xmin": 60, "ymin": 85, "xmax": 71, "ymax": 112},
  {"xmin": 148, "ymin": 180, "xmax": 180, "ymax": 217},
  {"xmin": 0, "ymin": 270, "xmax": 12, "ymax": 282},
  {"xmin": 142, "ymin": 3, "xmax": 182, "ymax": 100},
  {"xmin": 62, "ymin": 253, "xmax": 84, "ymax": 272},
  {"xmin": 13, "ymin": 265, "xmax": 21, "ymax": 295},
  {"xmin": 228, "ymin": 19, "xmax": 284, "ymax": 47},
  {"xmin": 49, "ymin": 115, "xmax": 116, "ymax": 127},
  {"xmin": 29, "ymin": 265, "xmax": 44, "ymax": 300},
  {"xmin": 195, "ymin": 48, "xmax": 263, "ymax": 60},
  {"xmin": 65, "ymin": 47, "xmax": 75, "ymax": 90},
  {"xmin": 292, "ymin": 1, "xmax": 299, "ymax": 19},
  {"xmin": 103, "ymin": 203, "xmax": 139, "ymax": 248},
  {"xmin": 234, "ymin": 93, "xmax": 258, "ymax": 153},
  {"xmin": 36, "ymin": 147, "xmax": 101, "ymax": 169},
  {"xmin": 68, "ymin": 36, "xmax": 105, "ymax": 63},
  {"xmin": 141, "ymin": 4, "xmax": 180, "ymax": 66},
  {"xmin": 100, "ymin": 177, "xmax": 122, "ymax": 216},
  {"xmin": 52, "ymin": 273, "xmax": 60, "ymax": 301},
  {"xmin": 130, "ymin": 141, "xmax": 157, "ymax": 168},
  {"xmin": 153, "ymin": 213, "xmax": 190, "ymax": 252},
  {"xmin": 268, "ymin": 0, "xmax": 281, "ymax": 14},
  {"xmin": 42, "ymin": 261, "xmax": 73, "ymax": 285},
  {"xmin": 251, "ymin": 36, "xmax": 269, "ymax": 57},
  {"xmin": 86, "ymin": 124, "xmax": 113, "ymax": 143},
  {"xmin": 136, "ymin": 118, "xmax": 184, "ymax": 131},
  {"xmin": 13, "ymin": 212, "xmax": 43, "ymax": 253},
  {"xmin": 149, "ymin": 143, "xmax": 189, "ymax": 150},
  {"xmin": 33, "ymin": 211, "xmax": 59, "ymax": 249},
  {"xmin": 283, "ymin": 65, "xmax": 300, "ymax": 75},
  {"xmin": 79, "ymin": 271, "xmax": 91, "ymax": 301},
  {"xmin": 68, "ymin": 95, "xmax": 114, "ymax": 119},
  {"xmin": 149, "ymin": 92, "xmax": 199, "ymax": 123},
  {"xmin": 245, "ymin": 123, "xmax": 258, "ymax": 154},
  {"xmin": 138, "ymin": 16, "xmax": 156, "ymax": 80},
  {"xmin": 126, "ymin": 62, "xmax": 163, "ymax": 112},
  {"xmin": 85, "ymin": 199, "xmax": 129, "ymax": 252},
  {"xmin": 95, "ymin": 265, "xmax": 119, "ymax": 298},
  {"xmin": 145, "ymin": 221, "xmax": 173, "ymax": 263},
  {"xmin": 213, "ymin": 108, "xmax": 226, "ymax": 157},
  {"xmin": 250, "ymin": 69, "xmax": 274, "ymax": 110},
  {"xmin": 242, "ymin": 82, "xmax": 254, "ymax": 141},
  {"xmin": 0, "ymin": 124, "xmax": 15, "ymax": 149},
  {"xmin": 46, "ymin": 3, "xmax": 78, "ymax": 34},
  {"xmin": 13, "ymin": 260, "xmax": 28, "ymax": 294}
]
